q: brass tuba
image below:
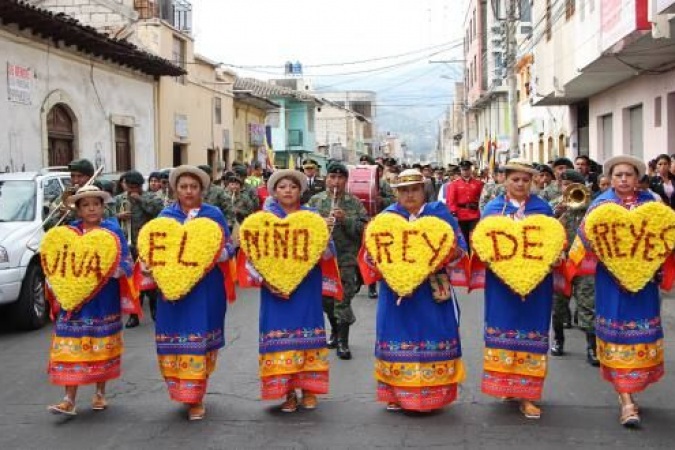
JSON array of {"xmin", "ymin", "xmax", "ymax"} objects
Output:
[{"xmin": 562, "ymin": 183, "xmax": 591, "ymax": 210}]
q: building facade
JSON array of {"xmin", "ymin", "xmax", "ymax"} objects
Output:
[
  {"xmin": 314, "ymin": 99, "xmax": 368, "ymax": 164},
  {"xmin": 0, "ymin": 0, "xmax": 181, "ymax": 173}
]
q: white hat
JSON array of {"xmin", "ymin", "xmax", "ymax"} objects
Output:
[
  {"xmin": 603, "ymin": 155, "xmax": 646, "ymax": 179},
  {"xmin": 68, "ymin": 185, "xmax": 112, "ymax": 207},
  {"xmin": 169, "ymin": 165, "xmax": 211, "ymax": 192},
  {"xmin": 391, "ymin": 169, "xmax": 425, "ymax": 188},
  {"xmin": 267, "ymin": 169, "xmax": 308, "ymax": 194},
  {"xmin": 502, "ymin": 158, "xmax": 539, "ymax": 175}
]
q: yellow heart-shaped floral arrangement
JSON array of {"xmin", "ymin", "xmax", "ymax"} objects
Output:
[
  {"xmin": 41, "ymin": 226, "xmax": 121, "ymax": 311},
  {"xmin": 364, "ymin": 213, "xmax": 456, "ymax": 297},
  {"xmin": 472, "ymin": 215, "xmax": 566, "ymax": 296},
  {"xmin": 583, "ymin": 202, "xmax": 675, "ymax": 292},
  {"xmin": 137, "ymin": 217, "xmax": 224, "ymax": 301},
  {"xmin": 239, "ymin": 210, "xmax": 329, "ymax": 297}
]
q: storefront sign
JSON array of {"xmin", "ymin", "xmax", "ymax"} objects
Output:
[{"xmin": 7, "ymin": 63, "xmax": 32, "ymax": 105}]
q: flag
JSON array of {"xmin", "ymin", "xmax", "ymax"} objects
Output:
[{"xmin": 264, "ymin": 135, "xmax": 274, "ymax": 170}]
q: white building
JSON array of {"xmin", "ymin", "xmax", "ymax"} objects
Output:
[
  {"xmin": 530, "ymin": 0, "xmax": 675, "ymax": 164},
  {"xmin": 314, "ymin": 100, "xmax": 368, "ymax": 164},
  {"xmin": 0, "ymin": 1, "xmax": 181, "ymax": 173},
  {"xmin": 314, "ymin": 91, "xmax": 377, "ymax": 157}
]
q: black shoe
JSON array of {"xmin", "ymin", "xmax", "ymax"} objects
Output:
[
  {"xmin": 327, "ymin": 330, "xmax": 338, "ymax": 349},
  {"xmin": 368, "ymin": 285, "xmax": 377, "ymax": 299},
  {"xmin": 336, "ymin": 326, "xmax": 352, "ymax": 360},
  {"xmin": 550, "ymin": 340, "xmax": 564, "ymax": 356},
  {"xmin": 586, "ymin": 333, "xmax": 600, "ymax": 367},
  {"xmin": 125, "ymin": 315, "xmax": 140, "ymax": 328}
]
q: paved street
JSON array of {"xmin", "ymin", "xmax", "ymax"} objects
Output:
[{"xmin": 1, "ymin": 287, "xmax": 675, "ymax": 449}]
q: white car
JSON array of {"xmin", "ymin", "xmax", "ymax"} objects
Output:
[{"xmin": 0, "ymin": 170, "xmax": 71, "ymax": 329}]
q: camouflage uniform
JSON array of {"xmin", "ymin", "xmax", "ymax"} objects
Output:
[
  {"xmin": 540, "ymin": 182, "xmax": 562, "ymax": 204},
  {"xmin": 222, "ymin": 187, "xmax": 257, "ymax": 230},
  {"xmin": 241, "ymin": 184, "xmax": 260, "ymax": 210},
  {"xmin": 307, "ymin": 191, "xmax": 369, "ymax": 327},
  {"xmin": 479, "ymin": 183, "xmax": 505, "ymax": 211},
  {"xmin": 379, "ymin": 178, "xmax": 395, "ymax": 210},
  {"xmin": 112, "ymin": 192, "xmax": 164, "ymax": 254},
  {"xmin": 552, "ymin": 205, "xmax": 595, "ymax": 341},
  {"xmin": 204, "ymin": 184, "xmax": 230, "ymax": 218}
]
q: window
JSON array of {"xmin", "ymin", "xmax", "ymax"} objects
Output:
[
  {"xmin": 172, "ymin": 36, "xmax": 186, "ymax": 84},
  {"xmin": 655, "ymin": 96, "xmax": 662, "ymax": 127},
  {"xmin": 214, "ymin": 97, "xmax": 222, "ymax": 125},
  {"xmin": 600, "ymin": 114, "xmax": 613, "ymax": 160},
  {"xmin": 115, "ymin": 125, "xmax": 133, "ymax": 171},
  {"xmin": 546, "ymin": 0, "xmax": 552, "ymax": 41},
  {"xmin": 566, "ymin": 0, "xmax": 576, "ymax": 20},
  {"xmin": 628, "ymin": 105, "xmax": 643, "ymax": 159}
]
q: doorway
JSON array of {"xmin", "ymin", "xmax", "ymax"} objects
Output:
[
  {"xmin": 47, "ymin": 104, "xmax": 76, "ymax": 166},
  {"xmin": 173, "ymin": 143, "xmax": 186, "ymax": 167}
]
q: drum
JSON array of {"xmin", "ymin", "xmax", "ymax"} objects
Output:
[{"xmin": 347, "ymin": 165, "xmax": 380, "ymax": 216}]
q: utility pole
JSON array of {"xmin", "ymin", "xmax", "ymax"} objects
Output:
[{"xmin": 506, "ymin": 0, "xmax": 520, "ymax": 159}]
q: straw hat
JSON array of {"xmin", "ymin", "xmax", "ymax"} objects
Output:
[
  {"xmin": 169, "ymin": 165, "xmax": 211, "ymax": 191},
  {"xmin": 602, "ymin": 155, "xmax": 646, "ymax": 179},
  {"xmin": 68, "ymin": 185, "xmax": 112, "ymax": 207},
  {"xmin": 267, "ymin": 169, "xmax": 308, "ymax": 194},
  {"xmin": 391, "ymin": 169, "xmax": 425, "ymax": 188},
  {"xmin": 502, "ymin": 158, "xmax": 539, "ymax": 175}
]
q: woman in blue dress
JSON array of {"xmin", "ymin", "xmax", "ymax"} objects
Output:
[
  {"xmin": 480, "ymin": 159, "xmax": 553, "ymax": 420},
  {"xmin": 367, "ymin": 169, "xmax": 468, "ymax": 412},
  {"xmin": 577, "ymin": 155, "xmax": 665, "ymax": 427},
  {"xmin": 47, "ymin": 186, "xmax": 133, "ymax": 416},
  {"xmin": 242, "ymin": 169, "xmax": 334, "ymax": 413},
  {"xmin": 153, "ymin": 166, "xmax": 234, "ymax": 421}
]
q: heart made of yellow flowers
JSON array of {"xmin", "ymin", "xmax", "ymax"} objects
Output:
[
  {"xmin": 364, "ymin": 214, "xmax": 456, "ymax": 297},
  {"xmin": 472, "ymin": 215, "xmax": 566, "ymax": 297},
  {"xmin": 583, "ymin": 201, "xmax": 675, "ymax": 293},
  {"xmin": 239, "ymin": 210, "xmax": 329, "ymax": 297},
  {"xmin": 137, "ymin": 217, "xmax": 224, "ymax": 301},
  {"xmin": 41, "ymin": 226, "xmax": 121, "ymax": 311}
]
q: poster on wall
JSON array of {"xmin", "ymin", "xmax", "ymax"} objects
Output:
[{"xmin": 7, "ymin": 63, "xmax": 32, "ymax": 105}]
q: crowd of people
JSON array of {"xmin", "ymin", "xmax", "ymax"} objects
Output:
[{"xmin": 41, "ymin": 150, "xmax": 674, "ymax": 427}]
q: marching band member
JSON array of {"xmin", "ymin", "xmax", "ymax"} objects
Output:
[
  {"xmin": 46, "ymin": 186, "xmax": 134, "ymax": 416},
  {"xmin": 223, "ymin": 174, "xmax": 257, "ymax": 236},
  {"xmin": 148, "ymin": 171, "xmax": 163, "ymax": 194},
  {"xmin": 153, "ymin": 165, "xmax": 234, "ymax": 421},
  {"xmin": 577, "ymin": 155, "xmax": 667, "ymax": 427},
  {"xmin": 446, "ymin": 160, "xmax": 484, "ymax": 247},
  {"xmin": 479, "ymin": 159, "xmax": 553, "ymax": 420},
  {"xmin": 364, "ymin": 169, "xmax": 468, "ymax": 413},
  {"xmin": 308, "ymin": 162, "xmax": 369, "ymax": 360}
]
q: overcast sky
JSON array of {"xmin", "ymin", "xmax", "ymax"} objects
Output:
[{"xmin": 192, "ymin": 0, "xmax": 468, "ymax": 82}]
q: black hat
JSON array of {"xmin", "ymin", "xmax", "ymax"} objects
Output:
[
  {"xmin": 561, "ymin": 169, "xmax": 585, "ymax": 184},
  {"xmin": 327, "ymin": 161, "xmax": 349, "ymax": 177},
  {"xmin": 458, "ymin": 160, "xmax": 474, "ymax": 169},
  {"xmin": 552, "ymin": 157, "xmax": 574, "ymax": 169},
  {"xmin": 148, "ymin": 171, "xmax": 162, "ymax": 181},
  {"xmin": 233, "ymin": 165, "xmax": 248, "ymax": 178},
  {"xmin": 198, "ymin": 165, "xmax": 212, "ymax": 176},
  {"xmin": 226, "ymin": 175, "xmax": 243, "ymax": 185},
  {"xmin": 384, "ymin": 158, "xmax": 397, "ymax": 166},
  {"xmin": 67, "ymin": 158, "xmax": 95, "ymax": 177},
  {"xmin": 123, "ymin": 170, "xmax": 144, "ymax": 187},
  {"xmin": 159, "ymin": 169, "xmax": 170, "ymax": 180},
  {"xmin": 538, "ymin": 165, "xmax": 554, "ymax": 176}
]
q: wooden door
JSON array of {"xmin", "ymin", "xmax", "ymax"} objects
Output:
[{"xmin": 47, "ymin": 104, "xmax": 74, "ymax": 166}]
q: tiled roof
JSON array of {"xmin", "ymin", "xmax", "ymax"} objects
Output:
[
  {"xmin": 0, "ymin": 0, "xmax": 185, "ymax": 77},
  {"xmin": 234, "ymin": 77, "xmax": 321, "ymax": 103}
]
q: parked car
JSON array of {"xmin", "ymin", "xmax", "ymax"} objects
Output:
[{"xmin": 0, "ymin": 169, "xmax": 71, "ymax": 329}]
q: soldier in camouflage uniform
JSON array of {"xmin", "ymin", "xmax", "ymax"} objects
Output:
[
  {"xmin": 478, "ymin": 167, "xmax": 506, "ymax": 211},
  {"xmin": 550, "ymin": 169, "xmax": 599, "ymax": 366},
  {"xmin": 199, "ymin": 165, "xmax": 230, "ymax": 219},
  {"xmin": 44, "ymin": 158, "xmax": 115, "ymax": 230},
  {"xmin": 308, "ymin": 162, "xmax": 369, "ymax": 360},
  {"xmin": 222, "ymin": 175, "xmax": 257, "ymax": 239},
  {"xmin": 233, "ymin": 164, "xmax": 261, "ymax": 210},
  {"xmin": 113, "ymin": 170, "xmax": 164, "ymax": 327}
]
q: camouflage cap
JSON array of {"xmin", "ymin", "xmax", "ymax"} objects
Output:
[
  {"xmin": 67, "ymin": 158, "xmax": 95, "ymax": 176},
  {"xmin": 561, "ymin": 169, "xmax": 585, "ymax": 184},
  {"xmin": 327, "ymin": 161, "xmax": 349, "ymax": 177}
]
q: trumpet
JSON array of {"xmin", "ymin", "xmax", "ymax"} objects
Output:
[
  {"xmin": 562, "ymin": 183, "xmax": 591, "ymax": 210},
  {"xmin": 117, "ymin": 193, "xmax": 133, "ymax": 246},
  {"xmin": 27, "ymin": 165, "xmax": 104, "ymax": 252}
]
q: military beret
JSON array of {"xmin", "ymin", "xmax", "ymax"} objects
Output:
[
  {"xmin": 552, "ymin": 157, "xmax": 574, "ymax": 169},
  {"xmin": 124, "ymin": 170, "xmax": 144, "ymax": 187},
  {"xmin": 233, "ymin": 165, "xmax": 248, "ymax": 177},
  {"xmin": 198, "ymin": 165, "xmax": 212, "ymax": 175},
  {"xmin": 67, "ymin": 158, "xmax": 95, "ymax": 177},
  {"xmin": 327, "ymin": 162, "xmax": 349, "ymax": 177},
  {"xmin": 159, "ymin": 170, "xmax": 170, "ymax": 180},
  {"xmin": 148, "ymin": 171, "xmax": 162, "ymax": 181},
  {"xmin": 360, "ymin": 155, "xmax": 375, "ymax": 165},
  {"xmin": 561, "ymin": 169, "xmax": 585, "ymax": 183},
  {"xmin": 538, "ymin": 165, "xmax": 554, "ymax": 176}
]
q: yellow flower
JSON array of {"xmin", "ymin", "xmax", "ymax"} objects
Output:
[
  {"xmin": 238, "ymin": 211, "xmax": 330, "ymax": 297},
  {"xmin": 137, "ymin": 217, "xmax": 224, "ymax": 301},
  {"xmin": 40, "ymin": 226, "xmax": 121, "ymax": 311},
  {"xmin": 583, "ymin": 201, "xmax": 675, "ymax": 292},
  {"xmin": 364, "ymin": 214, "xmax": 456, "ymax": 297},
  {"xmin": 472, "ymin": 215, "xmax": 566, "ymax": 297}
]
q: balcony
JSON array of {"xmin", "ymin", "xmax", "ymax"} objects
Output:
[
  {"xmin": 288, "ymin": 129, "xmax": 304, "ymax": 147},
  {"xmin": 135, "ymin": 0, "xmax": 192, "ymax": 33}
]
